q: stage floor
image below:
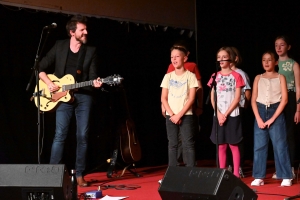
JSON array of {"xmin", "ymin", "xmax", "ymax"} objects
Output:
[{"xmin": 78, "ymin": 160, "xmax": 300, "ymax": 200}]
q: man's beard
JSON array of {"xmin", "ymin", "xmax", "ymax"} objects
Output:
[{"xmin": 75, "ymin": 34, "xmax": 87, "ymax": 44}]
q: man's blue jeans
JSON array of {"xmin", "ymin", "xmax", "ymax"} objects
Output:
[
  {"xmin": 166, "ymin": 115, "xmax": 195, "ymax": 167},
  {"xmin": 50, "ymin": 93, "xmax": 93, "ymax": 177},
  {"xmin": 252, "ymin": 102, "xmax": 292, "ymax": 179}
]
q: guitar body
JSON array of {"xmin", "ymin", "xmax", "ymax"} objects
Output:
[
  {"xmin": 120, "ymin": 117, "xmax": 142, "ymax": 163},
  {"xmin": 33, "ymin": 74, "xmax": 123, "ymax": 112},
  {"xmin": 34, "ymin": 74, "xmax": 74, "ymax": 112},
  {"xmin": 104, "ymin": 86, "xmax": 141, "ymax": 177}
]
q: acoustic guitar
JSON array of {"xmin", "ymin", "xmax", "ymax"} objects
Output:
[
  {"xmin": 32, "ymin": 74, "xmax": 123, "ymax": 112},
  {"xmin": 119, "ymin": 86, "xmax": 142, "ymax": 163}
]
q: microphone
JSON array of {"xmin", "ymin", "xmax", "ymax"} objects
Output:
[
  {"xmin": 216, "ymin": 60, "xmax": 231, "ymax": 63},
  {"xmin": 44, "ymin": 23, "xmax": 57, "ymax": 29}
]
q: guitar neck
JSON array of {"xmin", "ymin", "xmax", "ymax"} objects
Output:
[
  {"xmin": 61, "ymin": 76, "xmax": 122, "ymax": 91},
  {"xmin": 62, "ymin": 80, "xmax": 94, "ymax": 91}
]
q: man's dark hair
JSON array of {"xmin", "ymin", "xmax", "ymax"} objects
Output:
[{"xmin": 66, "ymin": 14, "xmax": 88, "ymax": 37}]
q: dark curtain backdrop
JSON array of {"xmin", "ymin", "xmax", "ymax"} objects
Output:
[
  {"xmin": 0, "ymin": 5, "xmax": 198, "ymax": 171},
  {"xmin": 1, "ymin": 2, "xmax": 300, "ymax": 172},
  {"xmin": 196, "ymin": 2, "xmax": 300, "ymax": 166}
]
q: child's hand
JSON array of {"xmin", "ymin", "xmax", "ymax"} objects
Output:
[
  {"xmin": 257, "ymin": 118, "xmax": 266, "ymax": 129},
  {"xmin": 217, "ymin": 112, "xmax": 226, "ymax": 126},
  {"xmin": 170, "ymin": 114, "xmax": 181, "ymax": 124},
  {"xmin": 264, "ymin": 118, "xmax": 275, "ymax": 128}
]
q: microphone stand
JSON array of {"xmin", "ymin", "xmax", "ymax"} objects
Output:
[
  {"xmin": 205, "ymin": 62, "xmax": 220, "ymax": 168},
  {"xmin": 26, "ymin": 27, "xmax": 52, "ymax": 164}
]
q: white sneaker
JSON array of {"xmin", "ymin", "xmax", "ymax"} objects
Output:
[
  {"xmin": 251, "ymin": 179, "xmax": 264, "ymax": 186},
  {"xmin": 272, "ymin": 172, "xmax": 277, "ymax": 179},
  {"xmin": 281, "ymin": 179, "xmax": 292, "ymax": 187},
  {"xmin": 158, "ymin": 179, "xmax": 162, "ymax": 184}
]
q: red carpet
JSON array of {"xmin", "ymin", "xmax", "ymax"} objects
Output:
[{"xmin": 78, "ymin": 160, "xmax": 300, "ymax": 200}]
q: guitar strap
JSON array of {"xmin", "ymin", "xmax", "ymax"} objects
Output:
[{"xmin": 76, "ymin": 44, "xmax": 87, "ymax": 82}]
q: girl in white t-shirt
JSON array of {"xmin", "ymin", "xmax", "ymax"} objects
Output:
[
  {"xmin": 207, "ymin": 47, "xmax": 245, "ymax": 177},
  {"xmin": 160, "ymin": 45, "xmax": 198, "ymax": 167}
]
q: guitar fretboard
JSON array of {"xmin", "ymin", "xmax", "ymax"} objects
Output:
[{"xmin": 62, "ymin": 80, "xmax": 93, "ymax": 91}]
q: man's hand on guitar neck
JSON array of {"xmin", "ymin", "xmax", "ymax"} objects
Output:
[{"xmin": 93, "ymin": 77, "xmax": 102, "ymax": 88}]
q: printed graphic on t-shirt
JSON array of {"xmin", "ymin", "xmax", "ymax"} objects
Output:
[
  {"xmin": 207, "ymin": 71, "xmax": 244, "ymax": 117},
  {"xmin": 282, "ymin": 61, "xmax": 293, "ymax": 71},
  {"xmin": 216, "ymin": 76, "xmax": 235, "ymax": 92},
  {"xmin": 215, "ymin": 75, "xmax": 236, "ymax": 111},
  {"xmin": 279, "ymin": 59, "xmax": 295, "ymax": 90},
  {"xmin": 170, "ymin": 79, "xmax": 187, "ymax": 88},
  {"xmin": 169, "ymin": 79, "xmax": 187, "ymax": 98}
]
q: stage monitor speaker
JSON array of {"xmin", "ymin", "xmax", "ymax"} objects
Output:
[
  {"xmin": 0, "ymin": 164, "xmax": 71, "ymax": 200},
  {"xmin": 158, "ymin": 166, "xmax": 257, "ymax": 200}
]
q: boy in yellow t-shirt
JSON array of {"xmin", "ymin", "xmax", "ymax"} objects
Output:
[{"xmin": 160, "ymin": 45, "xmax": 198, "ymax": 167}]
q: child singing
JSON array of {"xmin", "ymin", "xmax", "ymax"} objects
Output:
[{"xmin": 207, "ymin": 47, "xmax": 245, "ymax": 178}]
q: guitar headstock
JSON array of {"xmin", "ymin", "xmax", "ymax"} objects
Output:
[{"xmin": 102, "ymin": 74, "xmax": 124, "ymax": 86}]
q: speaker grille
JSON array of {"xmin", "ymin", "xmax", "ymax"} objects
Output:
[
  {"xmin": 158, "ymin": 166, "xmax": 257, "ymax": 200},
  {"xmin": 0, "ymin": 164, "xmax": 71, "ymax": 200}
]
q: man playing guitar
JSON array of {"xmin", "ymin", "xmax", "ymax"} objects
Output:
[{"xmin": 38, "ymin": 14, "xmax": 102, "ymax": 187}]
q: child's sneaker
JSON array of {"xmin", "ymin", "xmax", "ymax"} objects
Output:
[
  {"xmin": 272, "ymin": 172, "xmax": 277, "ymax": 179},
  {"xmin": 281, "ymin": 179, "xmax": 292, "ymax": 187},
  {"xmin": 251, "ymin": 179, "xmax": 264, "ymax": 186}
]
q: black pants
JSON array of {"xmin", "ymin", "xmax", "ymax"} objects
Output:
[{"xmin": 285, "ymin": 92, "xmax": 297, "ymax": 167}]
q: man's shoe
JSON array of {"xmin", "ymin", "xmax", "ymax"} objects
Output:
[
  {"xmin": 77, "ymin": 176, "xmax": 88, "ymax": 187},
  {"xmin": 281, "ymin": 179, "xmax": 292, "ymax": 187},
  {"xmin": 251, "ymin": 179, "xmax": 264, "ymax": 186}
]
